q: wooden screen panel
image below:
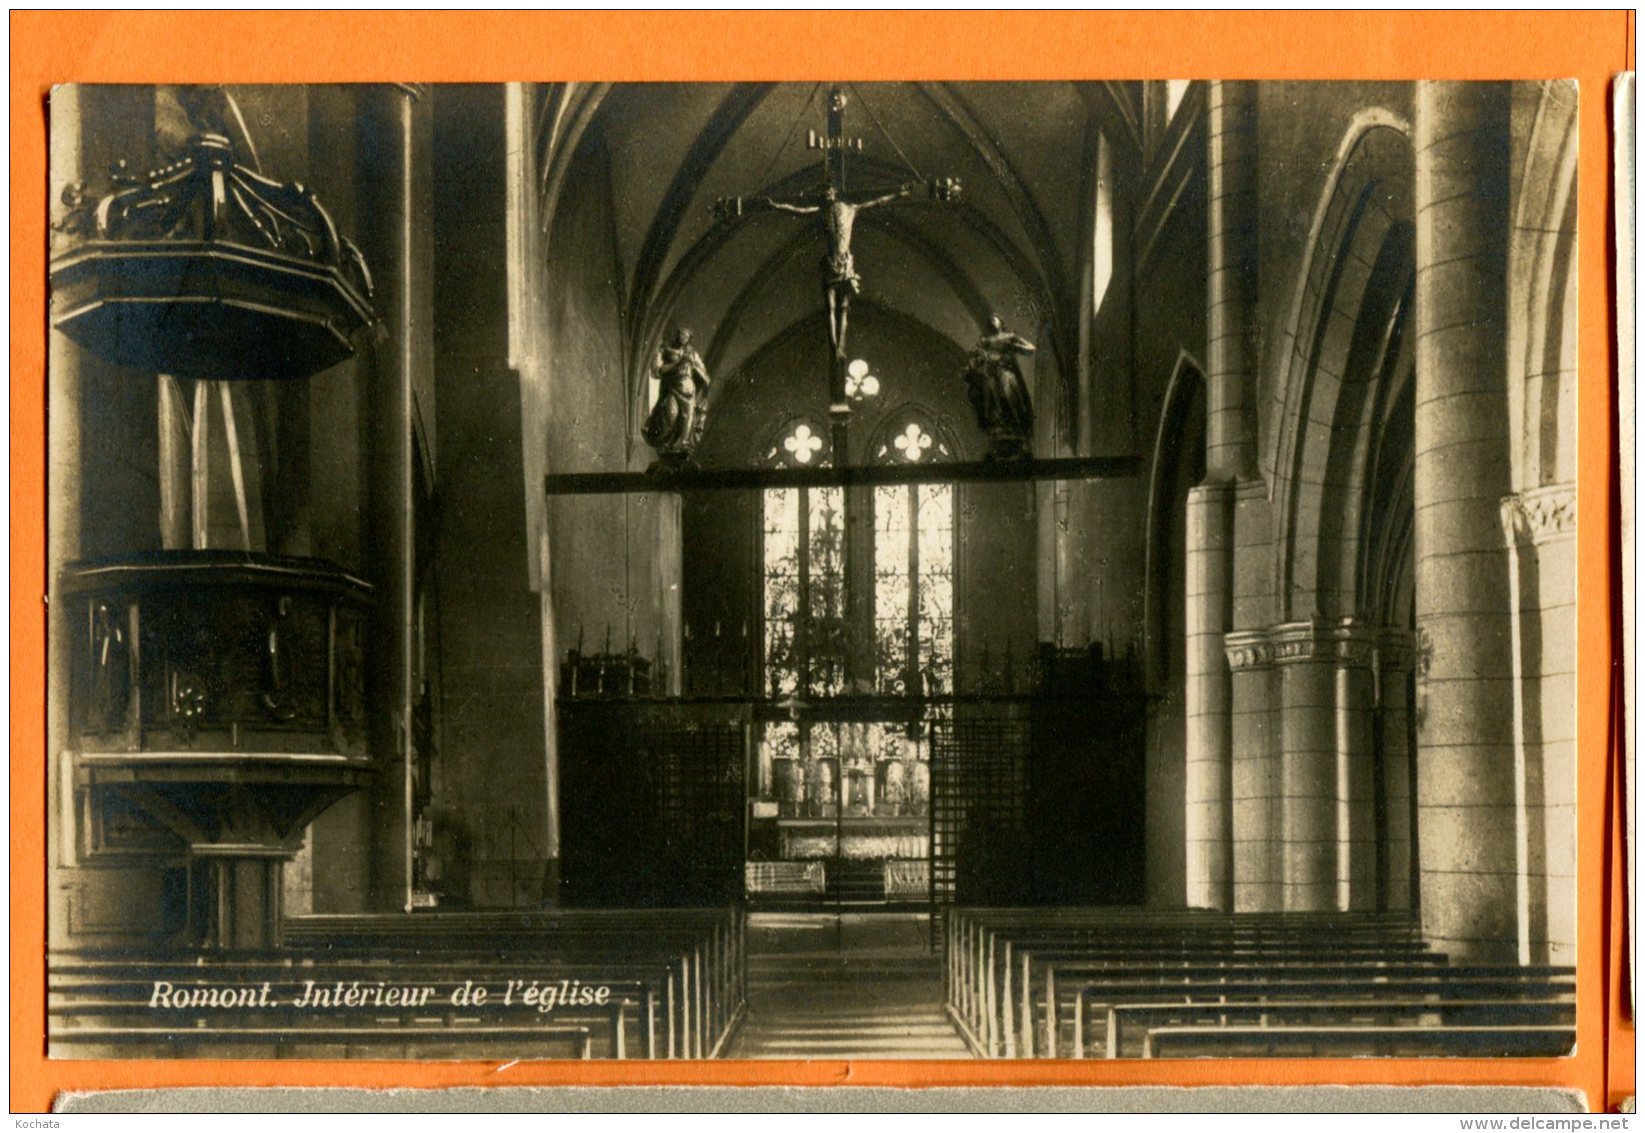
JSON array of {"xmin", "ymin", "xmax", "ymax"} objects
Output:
[
  {"xmin": 559, "ymin": 700, "xmax": 748, "ymax": 908},
  {"xmin": 929, "ymin": 711, "xmax": 1032, "ymax": 939}
]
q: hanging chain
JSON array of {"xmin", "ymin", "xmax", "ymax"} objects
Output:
[
  {"xmin": 848, "ymin": 82, "xmax": 925, "ymax": 183},
  {"xmin": 753, "ymin": 82, "xmax": 824, "ymax": 194}
]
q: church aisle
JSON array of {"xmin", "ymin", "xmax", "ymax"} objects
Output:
[{"xmin": 725, "ymin": 913, "xmax": 973, "ymax": 1059}]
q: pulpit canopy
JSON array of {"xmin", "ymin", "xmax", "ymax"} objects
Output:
[{"xmin": 50, "ymin": 125, "xmax": 375, "ymax": 381}]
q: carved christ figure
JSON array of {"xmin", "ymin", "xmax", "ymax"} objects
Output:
[{"xmin": 746, "ymin": 183, "xmax": 916, "ymax": 356}]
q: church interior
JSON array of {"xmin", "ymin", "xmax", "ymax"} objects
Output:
[{"xmin": 46, "ymin": 79, "xmax": 1580, "ymax": 1060}]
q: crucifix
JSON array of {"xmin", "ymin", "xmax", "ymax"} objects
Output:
[{"xmin": 715, "ymin": 87, "xmax": 961, "ymax": 463}]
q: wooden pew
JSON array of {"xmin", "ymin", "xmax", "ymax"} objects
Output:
[
  {"xmin": 948, "ymin": 914, "xmax": 1425, "ymax": 990},
  {"xmin": 50, "ymin": 967, "xmax": 653, "ymax": 1059},
  {"xmin": 1043, "ymin": 968, "xmax": 1577, "ymax": 1059},
  {"xmin": 944, "ymin": 907, "xmax": 1426, "ymax": 1044},
  {"xmin": 54, "ymin": 944, "xmax": 692, "ymax": 1055},
  {"xmin": 1143, "ymin": 1024, "xmax": 1576, "ymax": 1059},
  {"xmin": 1059, "ymin": 971, "xmax": 1577, "ymax": 1059},
  {"xmin": 53, "ymin": 968, "xmax": 696, "ymax": 1061},
  {"xmin": 944, "ymin": 910, "xmax": 1424, "ymax": 978},
  {"xmin": 1102, "ymin": 997, "xmax": 1576, "ymax": 1059},
  {"xmin": 967, "ymin": 949, "xmax": 1451, "ymax": 1058},
  {"xmin": 940, "ymin": 907, "xmax": 1575, "ymax": 1061},
  {"xmin": 991, "ymin": 945, "xmax": 1444, "ymax": 1056},
  {"xmin": 52, "ymin": 906, "xmax": 747, "ymax": 1060},
  {"xmin": 50, "ymin": 1023, "xmax": 599, "ymax": 1061},
  {"xmin": 286, "ymin": 905, "xmax": 747, "ymax": 1058}
]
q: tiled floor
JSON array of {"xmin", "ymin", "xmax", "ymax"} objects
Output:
[{"xmin": 726, "ymin": 912, "xmax": 973, "ymax": 1059}]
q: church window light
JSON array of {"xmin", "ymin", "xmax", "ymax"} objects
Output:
[
  {"xmin": 762, "ymin": 418, "xmax": 845, "ymax": 701},
  {"xmin": 871, "ymin": 414, "xmax": 955, "ymax": 699},
  {"xmin": 891, "ymin": 422, "xmax": 933, "ymax": 462},
  {"xmin": 1165, "ymin": 79, "xmax": 1190, "ymax": 120},
  {"xmin": 1092, "ymin": 133, "xmax": 1115, "ymax": 316},
  {"xmin": 781, "ymin": 422, "xmax": 825, "ymax": 464},
  {"xmin": 845, "ymin": 358, "xmax": 881, "ymax": 400}
]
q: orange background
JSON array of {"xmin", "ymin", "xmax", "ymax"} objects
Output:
[{"xmin": 8, "ymin": 10, "xmax": 1635, "ymax": 1114}]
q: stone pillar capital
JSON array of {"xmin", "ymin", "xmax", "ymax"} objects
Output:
[
  {"xmin": 1328, "ymin": 618, "xmax": 1381, "ymax": 669},
  {"xmin": 1229, "ymin": 621, "xmax": 1332, "ymax": 667},
  {"xmin": 1226, "ymin": 618, "xmax": 1406, "ymax": 673},
  {"xmin": 1223, "ymin": 629, "xmax": 1273, "ymax": 671},
  {"xmin": 1272, "ymin": 619, "xmax": 1337, "ymax": 666},
  {"xmin": 1500, "ymin": 483, "xmax": 1576, "ymax": 547}
]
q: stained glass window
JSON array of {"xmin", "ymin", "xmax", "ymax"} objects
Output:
[
  {"xmin": 761, "ymin": 413, "xmax": 955, "ymax": 701},
  {"xmin": 869, "ymin": 411, "xmax": 955, "ymax": 701},
  {"xmin": 914, "ymin": 482, "xmax": 955, "ymax": 696},
  {"xmin": 758, "ymin": 413, "xmax": 953, "ymax": 795},
  {"xmin": 845, "ymin": 358, "xmax": 881, "ymax": 400},
  {"xmin": 808, "ymin": 489, "xmax": 847, "ymax": 694},
  {"xmin": 762, "ymin": 422, "xmax": 845, "ymax": 699},
  {"xmin": 762, "ymin": 487, "xmax": 802, "ymax": 697},
  {"xmin": 873, "ymin": 480, "xmax": 954, "ymax": 697}
]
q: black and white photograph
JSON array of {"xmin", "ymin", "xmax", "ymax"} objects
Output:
[{"xmin": 46, "ymin": 78, "xmax": 1580, "ymax": 1063}]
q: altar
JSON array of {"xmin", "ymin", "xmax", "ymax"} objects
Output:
[
  {"xmin": 750, "ymin": 818, "xmax": 932, "ymax": 904},
  {"xmin": 776, "ymin": 817, "xmax": 929, "ymax": 861}
]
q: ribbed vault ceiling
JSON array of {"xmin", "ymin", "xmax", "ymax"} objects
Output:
[{"xmin": 542, "ymin": 81, "xmax": 1137, "ymax": 393}]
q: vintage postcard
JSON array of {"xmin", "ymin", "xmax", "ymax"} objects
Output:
[
  {"xmin": 42, "ymin": 74, "xmax": 1584, "ymax": 1062},
  {"xmin": 14, "ymin": 9, "xmax": 1632, "ymax": 1116}
]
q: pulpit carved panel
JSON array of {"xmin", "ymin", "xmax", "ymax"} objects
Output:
[{"xmin": 65, "ymin": 551, "xmax": 372, "ymax": 758}]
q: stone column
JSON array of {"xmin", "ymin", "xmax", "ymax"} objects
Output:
[
  {"xmin": 1334, "ymin": 622, "xmax": 1379, "ymax": 911},
  {"xmin": 47, "ymin": 87, "xmax": 88, "ymax": 948},
  {"xmin": 1228, "ymin": 479, "xmax": 1279, "ymax": 912},
  {"xmin": 1205, "ymin": 81, "xmax": 1259, "ymax": 478},
  {"xmin": 1225, "ymin": 632, "xmax": 1279, "ymax": 911},
  {"xmin": 1376, "ymin": 629, "xmax": 1417, "ymax": 912},
  {"xmin": 192, "ymin": 851, "xmax": 289, "ymax": 950},
  {"xmin": 1501, "ymin": 483, "xmax": 1577, "ymax": 962},
  {"xmin": 1233, "ymin": 619, "xmax": 1389, "ymax": 913},
  {"xmin": 655, "ymin": 493, "xmax": 684, "ymax": 695},
  {"xmin": 1413, "ymin": 81, "xmax": 1517, "ymax": 959},
  {"xmin": 1183, "ymin": 81, "xmax": 1261, "ymax": 911},
  {"xmin": 1184, "ymin": 482, "xmax": 1233, "ymax": 910},
  {"xmin": 359, "ymin": 84, "xmax": 432, "ymax": 913},
  {"xmin": 1272, "ymin": 623, "xmax": 1337, "ymax": 912},
  {"xmin": 156, "ymin": 376, "xmax": 192, "ymax": 548}
]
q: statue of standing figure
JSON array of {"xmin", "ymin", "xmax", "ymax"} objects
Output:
[
  {"xmin": 962, "ymin": 314, "xmax": 1036, "ymax": 460},
  {"xmin": 643, "ymin": 326, "xmax": 711, "ymax": 466}
]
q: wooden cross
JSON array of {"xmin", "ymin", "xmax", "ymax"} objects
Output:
[
  {"xmin": 809, "ymin": 86, "xmax": 864, "ymax": 195},
  {"xmin": 715, "ymin": 86, "xmax": 960, "ymax": 464}
]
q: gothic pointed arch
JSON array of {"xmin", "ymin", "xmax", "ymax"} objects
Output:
[
  {"xmin": 1143, "ymin": 351, "xmax": 1207, "ymax": 692},
  {"xmin": 865, "ymin": 400, "xmax": 964, "ymax": 467},
  {"xmin": 1265, "ymin": 111, "xmax": 1415, "ymax": 620},
  {"xmin": 1509, "ymin": 80, "xmax": 1581, "ymax": 491}
]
